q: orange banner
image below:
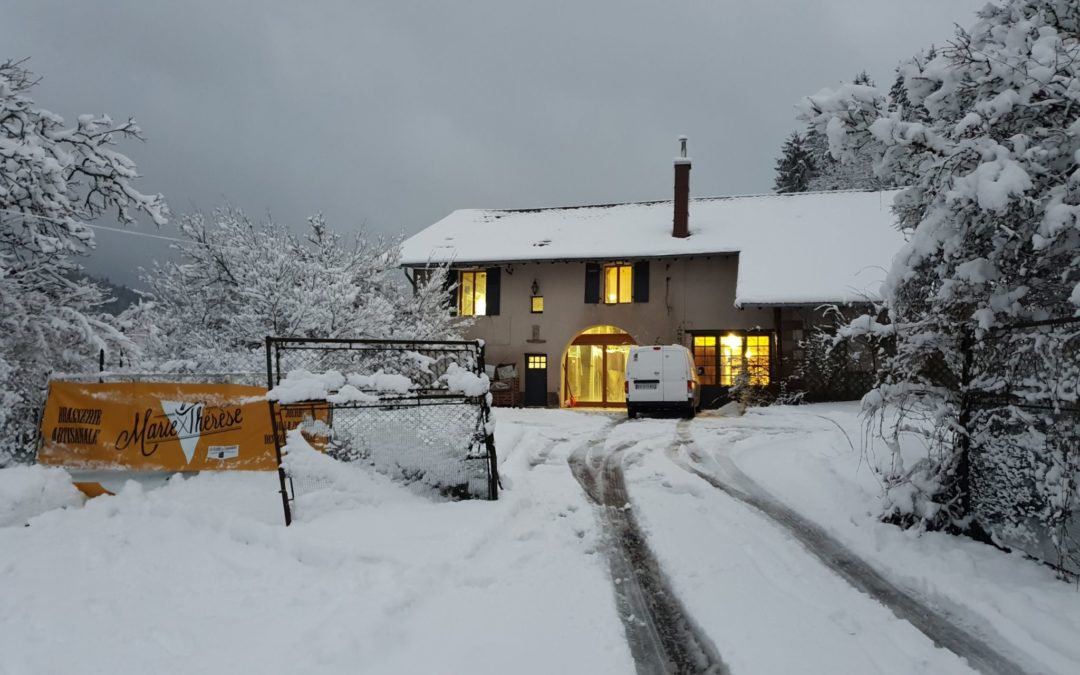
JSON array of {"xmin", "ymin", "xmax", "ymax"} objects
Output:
[{"xmin": 39, "ymin": 381, "xmax": 279, "ymax": 474}]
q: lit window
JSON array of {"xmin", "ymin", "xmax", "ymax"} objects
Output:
[
  {"xmin": 459, "ymin": 271, "xmax": 487, "ymax": 316},
  {"xmin": 693, "ymin": 335, "xmax": 718, "ymax": 385},
  {"xmin": 531, "ymin": 296, "xmax": 544, "ymax": 313},
  {"xmin": 694, "ymin": 333, "xmax": 771, "ymax": 386},
  {"xmin": 604, "ymin": 264, "xmax": 633, "ymax": 304},
  {"xmin": 726, "ymin": 334, "xmax": 773, "ymax": 386},
  {"xmin": 527, "ymin": 355, "xmax": 547, "ymax": 369},
  {"xmin": 746, "ymin": 335, "xmax": 771, "ymax": 385},
  {"xmin": 720, "ymin": 334, "xmax": 744, "ymax": 386}
]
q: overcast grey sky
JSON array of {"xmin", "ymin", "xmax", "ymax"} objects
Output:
[{"xmin": 4, "ymin": 0, "xmax": 984, "ymax": 287}]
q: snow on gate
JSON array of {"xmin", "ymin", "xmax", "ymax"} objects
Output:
[{"xmin": 265, "ymin": 338, "xmax": 498, "ymax": 525}]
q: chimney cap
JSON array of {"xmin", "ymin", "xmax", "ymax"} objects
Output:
[{"xmin": 675, "ymin": 136, "xmax": 691, "ymax": 164}]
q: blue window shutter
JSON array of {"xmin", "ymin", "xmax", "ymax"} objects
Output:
[
  {"xmin": 485, "ymin": 267, "xmax": 501, "ymax": 316},
  {"xmin": 445, "ymin": 270, "xmax": 458, "ymax": 314},
  {"xmin": 633, "ymin": 261, "xmax": 650, "ymax": 303},
  {"xmin": 584, "ymin": 263, "xmax": 601, "ymax": 304}
]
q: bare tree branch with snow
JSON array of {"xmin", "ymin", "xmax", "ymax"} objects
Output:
[{"xmin": 0, "ymin": 59, "xmax": 168, "ymax": 465}]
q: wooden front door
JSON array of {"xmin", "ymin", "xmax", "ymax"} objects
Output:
[{"xmin": 524, "ymin": 354, "xmax": 548, "ymax": 407}]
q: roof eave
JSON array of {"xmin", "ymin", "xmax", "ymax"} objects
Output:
[
  {"xmin": 400, "ymin": 250, "xmax": 741, "ymax": 268},
  {"xmin": 733, "ymin": 298, "xmax": 881, "ymax": 309}
]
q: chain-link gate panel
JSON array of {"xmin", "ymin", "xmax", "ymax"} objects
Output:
[{"xmin": 265, "ymin": 338, "xmax": 498, "ymax": 525}]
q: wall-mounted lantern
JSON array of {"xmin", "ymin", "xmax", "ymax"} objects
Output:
[{"xmin": 530, "ymin": 279, "xmax": 543, "ymax": 313}]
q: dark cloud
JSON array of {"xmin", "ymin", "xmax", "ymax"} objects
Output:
[{"xmin": 3, "ymin": 0, "xmax": 983, "ymax": 287}]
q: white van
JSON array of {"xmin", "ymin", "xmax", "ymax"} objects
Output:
[{"xmin": 624, "ymin": 345, "xmax": 700, "ymax": 419}]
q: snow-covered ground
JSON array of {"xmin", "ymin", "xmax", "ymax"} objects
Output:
[
  {"xmin": 0, "ymin": 410, "xmax": 631, "ymax": 675},
  {"xmin": 616, "ymin": 418, "xmax": 977, "ymax": 674},
  {"xmin": 1, "ymin": 405, "xmax": 1077, "ymax": 674},
  {"xmin": 697, "ymin": 404, "xmax": 1080, "ymax": 675}
]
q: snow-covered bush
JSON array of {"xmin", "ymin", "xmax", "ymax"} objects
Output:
[
  {"xmin": 123, "ymin": 206, "xmax": 463, "ymax": 374},
  {"xmin": 799, "ymin": 1, "xmax": 1080, "ymax": 543},
  {"xmin": 0, "ymin": 59, "xmax": 167, "ymax": 465},
  {"xmin": 793, "ymin": 333, "xmax": 881, "ymax": 404}
]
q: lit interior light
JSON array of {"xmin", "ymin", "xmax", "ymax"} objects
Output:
[{"xmin": 721, "ymin": 334, "xmax": 743, "ymax": 350}]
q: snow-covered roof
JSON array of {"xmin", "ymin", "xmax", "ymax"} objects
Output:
[{"xmin": 401, "ymin": 190, "xmax": 905, "ymax": 306}]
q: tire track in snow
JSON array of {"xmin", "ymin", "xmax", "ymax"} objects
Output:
[
  {"xmin": 569, "ymin": 420, "xmax": 727, "ymax": 675},
  {"xmin": 670, "ymin": 420, "xmax": 1031, "ymax": 675}
]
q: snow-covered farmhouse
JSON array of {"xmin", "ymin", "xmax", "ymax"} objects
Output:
[{"xmin": 401, "ymin": 142, "xmax": 904, "ymax": 408}]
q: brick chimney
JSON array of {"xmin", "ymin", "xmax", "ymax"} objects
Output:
[{"xmin": 673, "ymin": 136, "xmax": 690, "ymax": 238}]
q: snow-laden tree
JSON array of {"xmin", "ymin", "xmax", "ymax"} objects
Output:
[
  {"xmin": 800, "ymin": 0, "xmax": 1080, "ymax": 550},
  {"xmin": 773, "ymin": 132, "xmax": 816, "ymax": 193},
  {"xmin": 0, "ymin": 59, "xmax": 167, "ymax": 465},
  {"xmin": 887, "ymin": 47, "xmax": 936, "ymax": 124},
  {"xmin": 802, "ymin": 72, "xmax": 888, "ymax": 192},
  {"xmin": 123, "ymin": 206, "xmax": 462, "ymax": 376}
]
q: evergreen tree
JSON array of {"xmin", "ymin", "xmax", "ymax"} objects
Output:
[{"xmin": 773, "ymin": 132, "xmax": 816, "ymax": 193}]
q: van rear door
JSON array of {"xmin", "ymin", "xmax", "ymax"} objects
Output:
[
  {"xmin": 662, "ymin": 347, "xmax": 688, "ymax": 402},
  {"xmin": 628, "ymin": 347, "xmax": 663, "ymax": 402}
]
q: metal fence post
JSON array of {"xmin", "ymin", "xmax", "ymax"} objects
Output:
[
  {"xmin": 477, "ymin": 340, "xmax": 500, "ymax": 500},
  {"xmin": 266, "ymin": 336, "xmax": 292, "ymax": 526}
]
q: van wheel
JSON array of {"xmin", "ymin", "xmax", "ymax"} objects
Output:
[
  {"xmin": 684, "ymin": 403, "xmax": 696, "ymax": 420},
  {"xmin": 627, "ymin": 406, "xmax": 637, "ymax": 419}
]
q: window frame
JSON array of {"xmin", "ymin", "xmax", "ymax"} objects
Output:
[
  {"xmin": 603, "ymin": 263, "xmax": 633, "ymax": 304},
  {"xmin": 458, "ymin": 270, "xmax": 488, "ymax": 316},
  {"xmin": 691, "ymin": 331, "xmax": 773, "ymax": 386},
  {"xmin": 744, "ymin": 334, "xmax": 771, "ymax": 386},
  {"xmin": 526, "ymin": 354, "xmax": 547, "ymax": 370},
  {"xmin": 692, "ymin": 335, "xmax": 718, "ymax": 385}
]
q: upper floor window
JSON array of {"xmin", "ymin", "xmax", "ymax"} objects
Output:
[
  {"xmin": 604, "ymin": 264, "xmax": 633, "ymax": 304},
  {"xmin": 585, "ymin": 261, "xmax": 647, "ymax": 305},
  {"xmin": 459, "ymin": 270, "xmax": 487, "ymax": 316}
]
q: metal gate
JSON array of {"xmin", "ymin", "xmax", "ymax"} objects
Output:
[{"xmin": 265, "ymin": 337, "xmax": 499, "ymax": 525}]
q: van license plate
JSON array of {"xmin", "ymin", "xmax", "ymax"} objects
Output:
[{"xmin": 636, "ymin": 382, "xmax": 657, "ymax": 390}]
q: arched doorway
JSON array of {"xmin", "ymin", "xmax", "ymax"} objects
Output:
[{"xmin": 563, "ymin": 325, "xmax": 636, "ymax": 407}]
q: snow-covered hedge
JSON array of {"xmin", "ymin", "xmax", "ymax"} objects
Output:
[{"xmin": 800, "ymin": 0, "xmax": 1080, "ymax": 563}]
